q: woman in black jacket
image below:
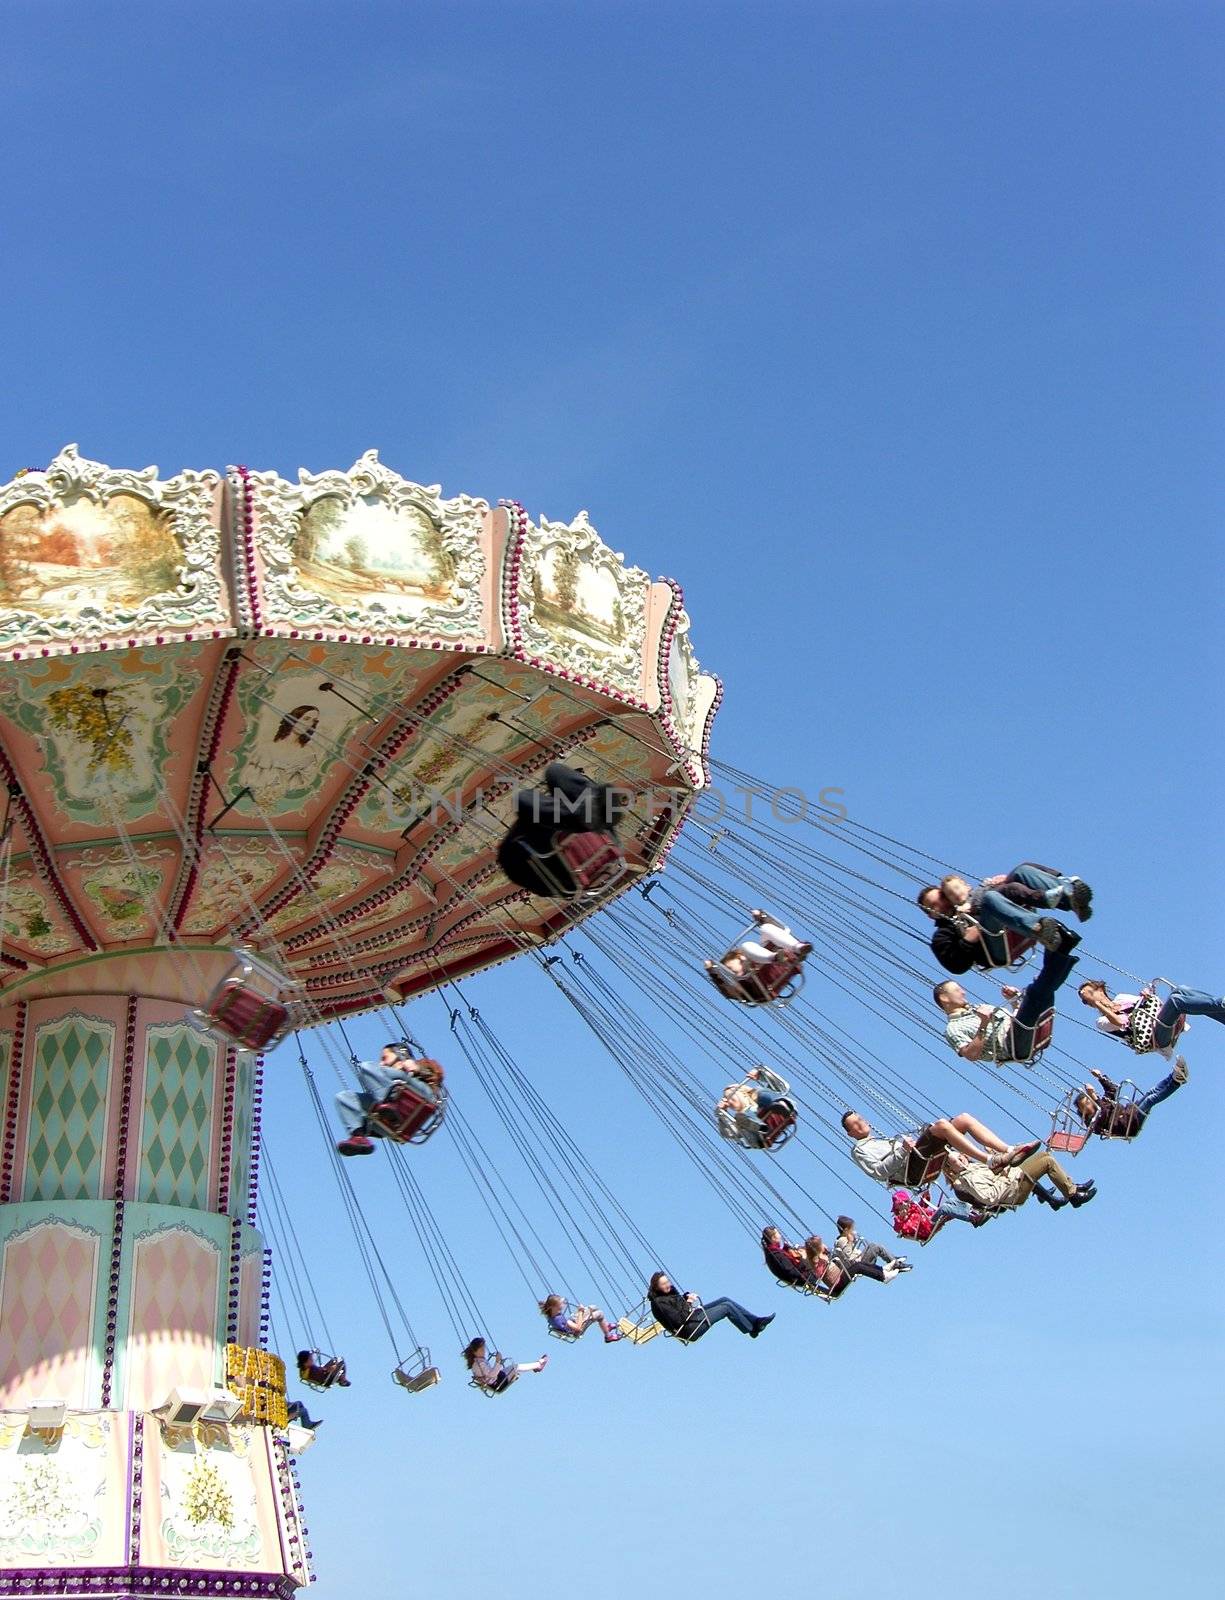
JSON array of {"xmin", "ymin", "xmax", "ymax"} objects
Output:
[{"xmin": 647, "ymin": 1271, "xmax": 773, "ymax": 1341}]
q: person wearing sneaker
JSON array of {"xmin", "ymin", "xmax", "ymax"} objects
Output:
[
  {"xmin": 890, "ymin": 1188, "xmax": 987, "ymax": 1243},
  {"xmin": 841, "ymin": 1108, "xmax": 1038, "ymax": 1189},
  {"xmin": 647, "ymin": 1272, "xmax": 774, "ymax": 1341},
  {"xmin": 462, "ymin": 1337, "xmax": 548, "ymax": 1393},
  {"xmin": 538, "ymin": 1295, "xmax": 623, "ymax": 1343},
  {"xmin": 941, "ymin": 864, "xmax": 1092, "ymax": 940},
  {"xmin": 943, "ymin": 1148, "xmax": 1095, "ymax": 1213},
  {"xmin": 834, "ymin": 1215, "xmax": 911, "ymax": 1278},
  {"xmin": 1075, "ymin": 1059, "xmax": 1189, "ymax": 1140},
  {"xmin": 935, "ymin": 940, "xmax": 1080, "ymax": 1066},
  {"xmin": 715, "ymin": 1065, "xmax": 796, "ymax": 1149},
  {"xmin": 809, "ymin": 1233, "xmax": 906, "ymax": 1296},
  {"xmin": 334, "ymin": 1041, "xmax": 443, "ymax": 1156}
]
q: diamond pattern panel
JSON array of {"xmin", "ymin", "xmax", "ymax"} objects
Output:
[
  {"xmin": 23, "ymin": 1017, "xmax": 114, "ymax": 1201},
  {"xmin": 229, "ymin": 1052, "xmax": 252, "ymax": 1217},
  {"xmin": 0, "ymin": 1220, "xmax": 99, "ymax": 1405},
  {"xmin": 138, "ymin": 1026, "xmax": 216, "ymax": 1209},
  {"xmin": 126, "ymin": 1226, "xmax": 221, "ymax": 1411}
]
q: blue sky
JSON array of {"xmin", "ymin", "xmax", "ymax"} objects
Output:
[{"xmin": 3, "ymin": 2, "xmax": 1222, "ymax": 1596}]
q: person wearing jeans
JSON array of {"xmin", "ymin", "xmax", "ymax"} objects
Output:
[
  {"xmin": 1155, "ymin": 987, "xmax": 1225, "ymax": 1050},
  {"xmin": 716, "ymin": 1065, "xmax": 795, "ymax": 1148},
  {"xmin": 647, "ymin": 1272, "xmax": 773, "ymax": 1341},
  {"xmin": 935, "ymin": 941, "xmax": 1080, "ymax": 1065},
  {"xmin": 335, "ymin": 1042, "xmax": 441, "ymax": 1155},
  {"xmin": 940, "ymin": 865, "xmax": 1088, "ymax": 949},
  {"xmin": 1076, "ymin": 1060, "xmax": 1189, "ymax": 1139}
]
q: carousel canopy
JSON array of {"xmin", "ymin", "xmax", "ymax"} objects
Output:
[{"xmin": 0, "ymin": 446, "xmax": 719, "ymax": 1016}]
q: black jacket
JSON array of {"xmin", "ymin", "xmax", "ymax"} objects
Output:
[
  {"xmin": 762, "ymin": 1245, "xmax": 807, "ymax": 1287},
  {"xmin": 497, "ymin": 763, "xmax": 625, "ymax": 897},
  {"xmin": 930, "ymin": 917, "xmax": 991, "ymax": 975},
  {"xmin": 648, "ymin": 1288, "xmax": 705, "ymax": 1339}
]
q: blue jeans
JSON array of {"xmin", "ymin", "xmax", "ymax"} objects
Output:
[
  {"xmin": 972, "ymin": 889, "xmax": 1044, "ymax": 936},
  {"xmin": 1006, "ymin": 863, "xmax": 1077, "ymax": 907},
  {"xmin": 972, "ymin": 864, "xmax": 1076, "ymax": 935},
  {"xmin": 335, "ymin": 1063, "xmax": 438, "ymax": 1137},
  {"xmin": 935, "ymin": 1194, "xmax": 978, "ymax": 1224},
  {"xmin": 1003, "ymin": 944, "xmax": 1079, "ymax": 1059},
  {"xmin": 1155, "ymin": 987, "xmax": 1225, "ymax": 1049},
  {"xmin": 686, "ymin": 1297, "xmax": 759, "ymax": 1338},
  {"xmin": 1135, "ymin": 1071, "xmax": 1184, "ymax": 1122}
]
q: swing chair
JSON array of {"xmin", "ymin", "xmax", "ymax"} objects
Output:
[
  {"xmin": 766, "ymin": 1256, "xmax": 841, "ymax": 1303},
  {"xmin": 978, "ymin": 928, "xmax": 1039, "ymax": 972},
  {"xmin": 521, "ymin": 828, "xmax": 627, "ymax": 900},
  {"xmin": 721, "ymin": 1076, "xmax": 798, "ymax": 1152},
  {"xmin": 705, "ymin": 913, "xmax": 809, "ymax": 1008},
  {"xmin": 623, "ymin": 1296, "xmax": 713, "ymax": 1345},
  {"xmin": 998, "ymin": 1006, "xmax": 1055, "ymax": 1066},
  {"xmin": 296, "ymin": 1349, "xmax": 349, "ymax": 1392},
  {"xmin": 365, "ymin": 1066, "xmax": 447, "ymax": 1146},
  {"xmin": 392, "ymin": 1348, "xmax": 441, "ymax": 1394},
  {"xmin": 466, "ymin": 1350, "xmax": 536, "ymax": 1397},
  {"xmin": 909, "ymin": 1185, "xmax": 1002, "ymax": 1243},
  {"xmin": 1050, "ymin": 1078, "xmax": 1144, "ymax": 1155},
  {"xmin": 189, "ymin": 948, "xmax": 296, "ymax": 1052},
  {"xmin": 1120, "ymin": 981, "xmax": 1188, "ymax": 1055},
  {"xmin": 542, "ymin": 1299, "xmax": 617, "ymax": 1342}
]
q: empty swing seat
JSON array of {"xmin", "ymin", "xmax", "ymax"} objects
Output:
[
  {"xmin": 1048, "ymin": 1126, "xmax": 1090, "ymax": 1156},
  {"xmin": 392, "ymin": 1350, "xmax": 441, "ymax": 1394},
  {"xmin": 367, "ymin": 1081, "xmax": 446, "ymax": 1145},
  {"xmin": 190, "ymin": 949, "xmax": 294, "ymax": 1051}
]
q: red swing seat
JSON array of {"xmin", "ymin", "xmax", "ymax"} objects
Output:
[
  {"xmin": 554, "ymin": 830, "xmax": 625, "ymax": 891},
  {"xmin": 1001, "ymin": 930, "xmax": 1038, "ymax": 967},
  {"xmin": 190, "ymin": 949, "xmax": 294, "ymax": 1051},
  {"xmin": 367, "ymin": 1080, "xmax": 446, "ymax": 1145},
  {"xmin": 1007, "ymin": 1007, "xmax": 1055, "ymax": 1065},
  {"xmin": 759, "ymin": 1101, "xmax": 798, "ymax": 1151},
  {"xmin": 712, "ymin": 951, "xmax": 805, "ymax": 1006}
]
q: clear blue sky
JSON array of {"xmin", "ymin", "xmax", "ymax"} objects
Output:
[{"xmin": 3, "ymin": 3, "xmax": 1222, "ymax": 1596}]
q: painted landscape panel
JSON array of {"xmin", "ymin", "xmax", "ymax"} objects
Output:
[
  {"xmin": 292, "ymin": 494, "xmax": 456, "ymax": 609},
  {"xmin": 0, "ymin": 494, "xmax": 183, "ymax": 615}
]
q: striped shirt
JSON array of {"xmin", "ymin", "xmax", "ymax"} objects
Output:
[{"xmin": 944, "ymin": 1004, "xmax": 1013, "ymax": 1062}]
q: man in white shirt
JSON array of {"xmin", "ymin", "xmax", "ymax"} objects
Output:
[{"xmin": 840, "ymin": 1109, "xmax": 1038, "ymax": 1189}]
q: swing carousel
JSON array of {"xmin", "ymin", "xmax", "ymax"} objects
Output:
[{"xmin": 0, "ymin": 446, "xmax": 719, "ymax": 1597}]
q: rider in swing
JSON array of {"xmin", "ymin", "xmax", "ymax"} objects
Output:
[{"xmin": 335, "ymin": 1042, "xmax": 443, "ymax": 1156}]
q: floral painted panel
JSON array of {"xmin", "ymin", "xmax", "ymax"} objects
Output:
[
  {"xmin": 0, "ymin": 1412, "xmax": 114, "ymax": 1566},
  {"xmin": 0, "ymin": 648, "xmax": 203, "ymax": 825}
]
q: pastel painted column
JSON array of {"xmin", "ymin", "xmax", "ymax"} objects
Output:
[{"xmin": 0, "ymin": 996, "xmax": 307, "ymax": 1598}]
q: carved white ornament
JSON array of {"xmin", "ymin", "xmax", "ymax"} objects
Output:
[
  {"xmin": 515, "ymin": 510, "xmax": 649, "ymax": 692},
  {"xmin": 0, "ymin": 445, "xmax": 225, "ymax": 650},
  {"xmin": 248, "ymin": 449, "xmax": 489, "ymax": 640}
]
